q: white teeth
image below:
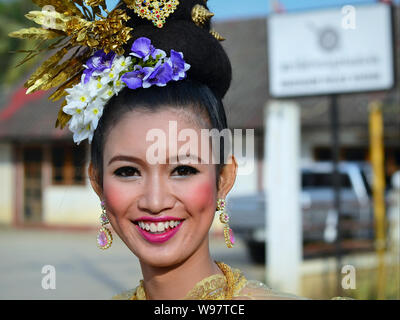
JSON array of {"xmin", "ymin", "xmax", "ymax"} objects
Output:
[
  {"xmin": 137, "ymin": 220, "xmax": 182, "ymax": 232},
  {"xmin": 157, "ymin": 222, "xmax": 165, "ymax": 232}
]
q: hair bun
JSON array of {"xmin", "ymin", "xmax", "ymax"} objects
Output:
[{"xmin": 118, "ymin": 0, "xmax": 232, "ymax": 99}]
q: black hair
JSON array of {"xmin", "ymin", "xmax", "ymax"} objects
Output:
[{"xmin": 90, "ymin": 0, "xmax": 232, "ymax": 189}]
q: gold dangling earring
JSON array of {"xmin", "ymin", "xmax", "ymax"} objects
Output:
[
  {"xmin": 216, "ymin": 198, "xmax": 235, "ymax": 248},
  {"xmin": 97, "ymin": 200, "xmax": 113, "ymax": 250}
]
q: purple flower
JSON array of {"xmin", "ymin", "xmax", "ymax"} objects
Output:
[
  {"xmin": 121, "ymin": 65, "xmax": 154, "ymax": 89},
  {"xmin": 83, "ymin": 50, "xmax": 116, "ymax": 84},
  {"xmin": 167, "ymin": 50, "xmax": 191, "ymax": 81},
  {"xmin": 143, "ymin": 62, "xmax": 173, "ymax": 88},
  {"xmin": 130, "ymin": 37, "xmax": 166, "ymax": 61}
]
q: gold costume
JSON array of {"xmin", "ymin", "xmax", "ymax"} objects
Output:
[{"xmin": 112, "ymin": 261, "xmax": 309, "ymax": 300}]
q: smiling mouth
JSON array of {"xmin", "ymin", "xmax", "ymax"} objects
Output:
[
  {"xmin": 133, "ymin": 220, "xmax": 182, "ymax": 234},
  {"xmin": 133, "ymin": 219, "xmax": 184, "ymax": 244}
]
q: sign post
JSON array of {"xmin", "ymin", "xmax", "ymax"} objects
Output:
[
  {"xmin": 265, "ymin": 100, "xmax": 301, "ymax": 295},
  {"xmin": 266, "ymin": 3, "xmax": 395, "ymax": 296},
  {"xmin": 369, "ymin": 101, "xmax": 387, "ymax": 299}
]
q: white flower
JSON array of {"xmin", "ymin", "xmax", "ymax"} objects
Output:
[
  {"xmin": 87, "ymin": 77, "xmax": 108, "ymax": 98},
  {"xmin": 112, "ymin": 77, "xmax": 126, "ymax": 95},
  {"xmin": 63, "ymin": 100, "xmax": 86, "ymax": 129},
  {"xmin": 63, "ymin": 100, "xmax": 86, "ymax": 116},
  {"xmin": 84, "ymin": 98, "xmax": 104, "ymax": 131},
  {"xmin": 97, "ymin": 85, "xmax": 116, "ymax": 101},
  {"xmin": 112, "ymin": 55, "xmax": 132, "ymax": 74},
  {"xmin": 65, "ymin": 82, "xmax": 90, "ymax": 106},
  {"xmin": 70, "ymin": 122, "xmax": 94, "ymax": 145},
  {"xmin": 100, "ymin": 68, "xmax": 119, "ymax": 86}
]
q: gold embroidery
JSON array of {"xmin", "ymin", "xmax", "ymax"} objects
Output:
[{"xmin": 129, "ymin": 261, "xmax": 247, "ymax": 300}]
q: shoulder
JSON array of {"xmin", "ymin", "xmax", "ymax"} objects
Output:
[
  {"xmin": 111, "ymin": 288, "xmax": 137, "ymax": 300},
  {"xmin": 233, "ymin": 279, "xmax": 310, "ymax": 300}
]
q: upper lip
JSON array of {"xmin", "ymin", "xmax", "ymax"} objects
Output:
[{"xmin": 133, "ymin": 216, "xmax": 184, "ymax": 223}]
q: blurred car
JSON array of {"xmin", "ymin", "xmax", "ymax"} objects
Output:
[{"xmin": 227, "ymin": 162, "xmax": 376, "ymax": 263}]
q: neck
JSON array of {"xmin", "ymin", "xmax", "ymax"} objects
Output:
[{"xmin": 139, "ymin": 237, "xmax": 223, "ymax": 300}]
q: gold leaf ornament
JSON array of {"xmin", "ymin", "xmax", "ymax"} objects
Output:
[
  {"xmin": 39, "ymin": 56, "xmax": 85, "ymax": 91},
  {"xmin": 8, "ymin": 28, "xmax": 63, "ymax": 40},
  {"xmin": 84, "ymin": 0, "xmax": 106, "ymax": 8},
  {"xmin": 9, "ymin": 0, "xmax": 217, "ymax": 138},
  {"xmin": 89, "ymin": 9, "xmax": 133, "ymax": 54},
  {"xmin": 32, "ymin": 0, "xmax": 85, "ymax": 18},
  {"xmin": 55, "ymin": 99, "xmax": 72, "ymax": 129},
  {"xmin": 49, "ymin": 71, "xmax": 82, "ymax": 102},
  {"xmin": 24, "ymin": 46, "xmax": 71, "ymax": 91},
  {"xmin": 64, "ymin": 9, "xmax": 133, "ymax": 55}
]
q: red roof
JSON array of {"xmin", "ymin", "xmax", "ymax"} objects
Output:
[{"xmin": 0, "ymin": 87, "xmax": 46, "ymax": 121}]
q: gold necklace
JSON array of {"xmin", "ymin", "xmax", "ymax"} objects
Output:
[
  {"xmin": 130, "ymin": 261, "xmax": 237, "ymax": 300},
  {"xmin": 216, "ymin": 261, "xmax": 234, "ymax": 299}
]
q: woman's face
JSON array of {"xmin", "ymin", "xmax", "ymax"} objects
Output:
[{"xmin": 101, "ymin": 108, "xmax": 218, "ymax": 267}]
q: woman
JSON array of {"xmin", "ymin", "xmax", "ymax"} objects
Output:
[
  {"xmin": 88, "ymin": 75, "xmax": 306, "ymax": 300},
  {"xmin": 89, "ymin": 88, "xmax": 304, "ymax": 300},
  {"xmin": 86, "ymin": 1, "xmax": 307, "ymax": 300},
  {"xmin": 10, "ymin": 0, "xmax": 309, "ymax": 300}
]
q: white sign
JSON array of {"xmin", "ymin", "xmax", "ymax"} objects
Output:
[{"xmin": 268, "ymin": 3, "xmax": 394, "ymax": 97}]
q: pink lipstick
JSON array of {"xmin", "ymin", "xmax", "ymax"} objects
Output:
[
  {"xmin": 134, "ymin": 217, "xmax": 184, "ymax": 244},
  {"xmin": 134, "ymin": 216, "xmax": 183, "ymax": 223}
]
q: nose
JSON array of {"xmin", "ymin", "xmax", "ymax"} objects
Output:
[{"xmin": 137, "ymin": 172, "xmax": 175, "ymax": 214}]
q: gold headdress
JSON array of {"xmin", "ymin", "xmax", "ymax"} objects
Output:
[{"xmin": 8, "ymin": 0, "xmax": 225, "ymax": 132}]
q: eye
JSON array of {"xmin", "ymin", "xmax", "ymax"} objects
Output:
[
  {"xmin": 114, "ymin": 166, "xmax": 140, "ymax": 177},
  {"xmin": 172, "ymin": 165, "xmax": 199, "ymax": 177}
]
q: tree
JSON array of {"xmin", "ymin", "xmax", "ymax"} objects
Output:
[{"xmin": 0, "ymin": 0, "xmax": 44, "ymax": 90}]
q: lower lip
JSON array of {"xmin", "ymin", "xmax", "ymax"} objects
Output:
[{"xmin": 135, "ymin": 222, "xmax": 183, "ymax": 244}]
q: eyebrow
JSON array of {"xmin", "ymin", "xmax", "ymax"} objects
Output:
[
  {"xmin": 108, "ymin": 155, "xmax": 144, "ymax": 166},
  {"xmin": 107, "ymin": 154, "xmax": 206, "ymax": 166}
]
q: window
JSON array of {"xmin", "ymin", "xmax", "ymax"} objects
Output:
[
  {"xmin": 51, "ymin": 144, "xmax": 86, "ymax": 185},
  {"xmin": 302, "ymin": 172, "xmax": 352, "ymax": 189}
]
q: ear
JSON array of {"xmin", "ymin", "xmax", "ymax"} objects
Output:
[
  {"xmin": 88, "ymin": 162, "xmax": 103, "ymax": 200},
  {"xmin": 217, "ymin": 154, "xmax": 238, "ymax": 199}
]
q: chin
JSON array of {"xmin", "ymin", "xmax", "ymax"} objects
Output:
[{"xmin": 140, "ymin": 253, "xmax": 186, "ymax": 268}]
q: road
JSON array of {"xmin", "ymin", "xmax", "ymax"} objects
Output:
[{"xmin": 0, "ymin": 227, "xmax": 265, "ymax": 299}]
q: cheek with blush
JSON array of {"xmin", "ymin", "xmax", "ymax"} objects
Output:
[
  {"xmin": 183, "ymin": 180, "xmax": 216, "ymax": 217},
  {"xmin": 103, "ymin": 181, "xmax": 131, "ymax": 219}
]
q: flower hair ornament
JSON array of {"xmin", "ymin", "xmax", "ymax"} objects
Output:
[
  {"xmin": 8, "ymin": 0, "xmax": 225, "ymax": 144},
  {"xmin": 64, "ymin": 37, "xmax": 190, "ymax": 144}
]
